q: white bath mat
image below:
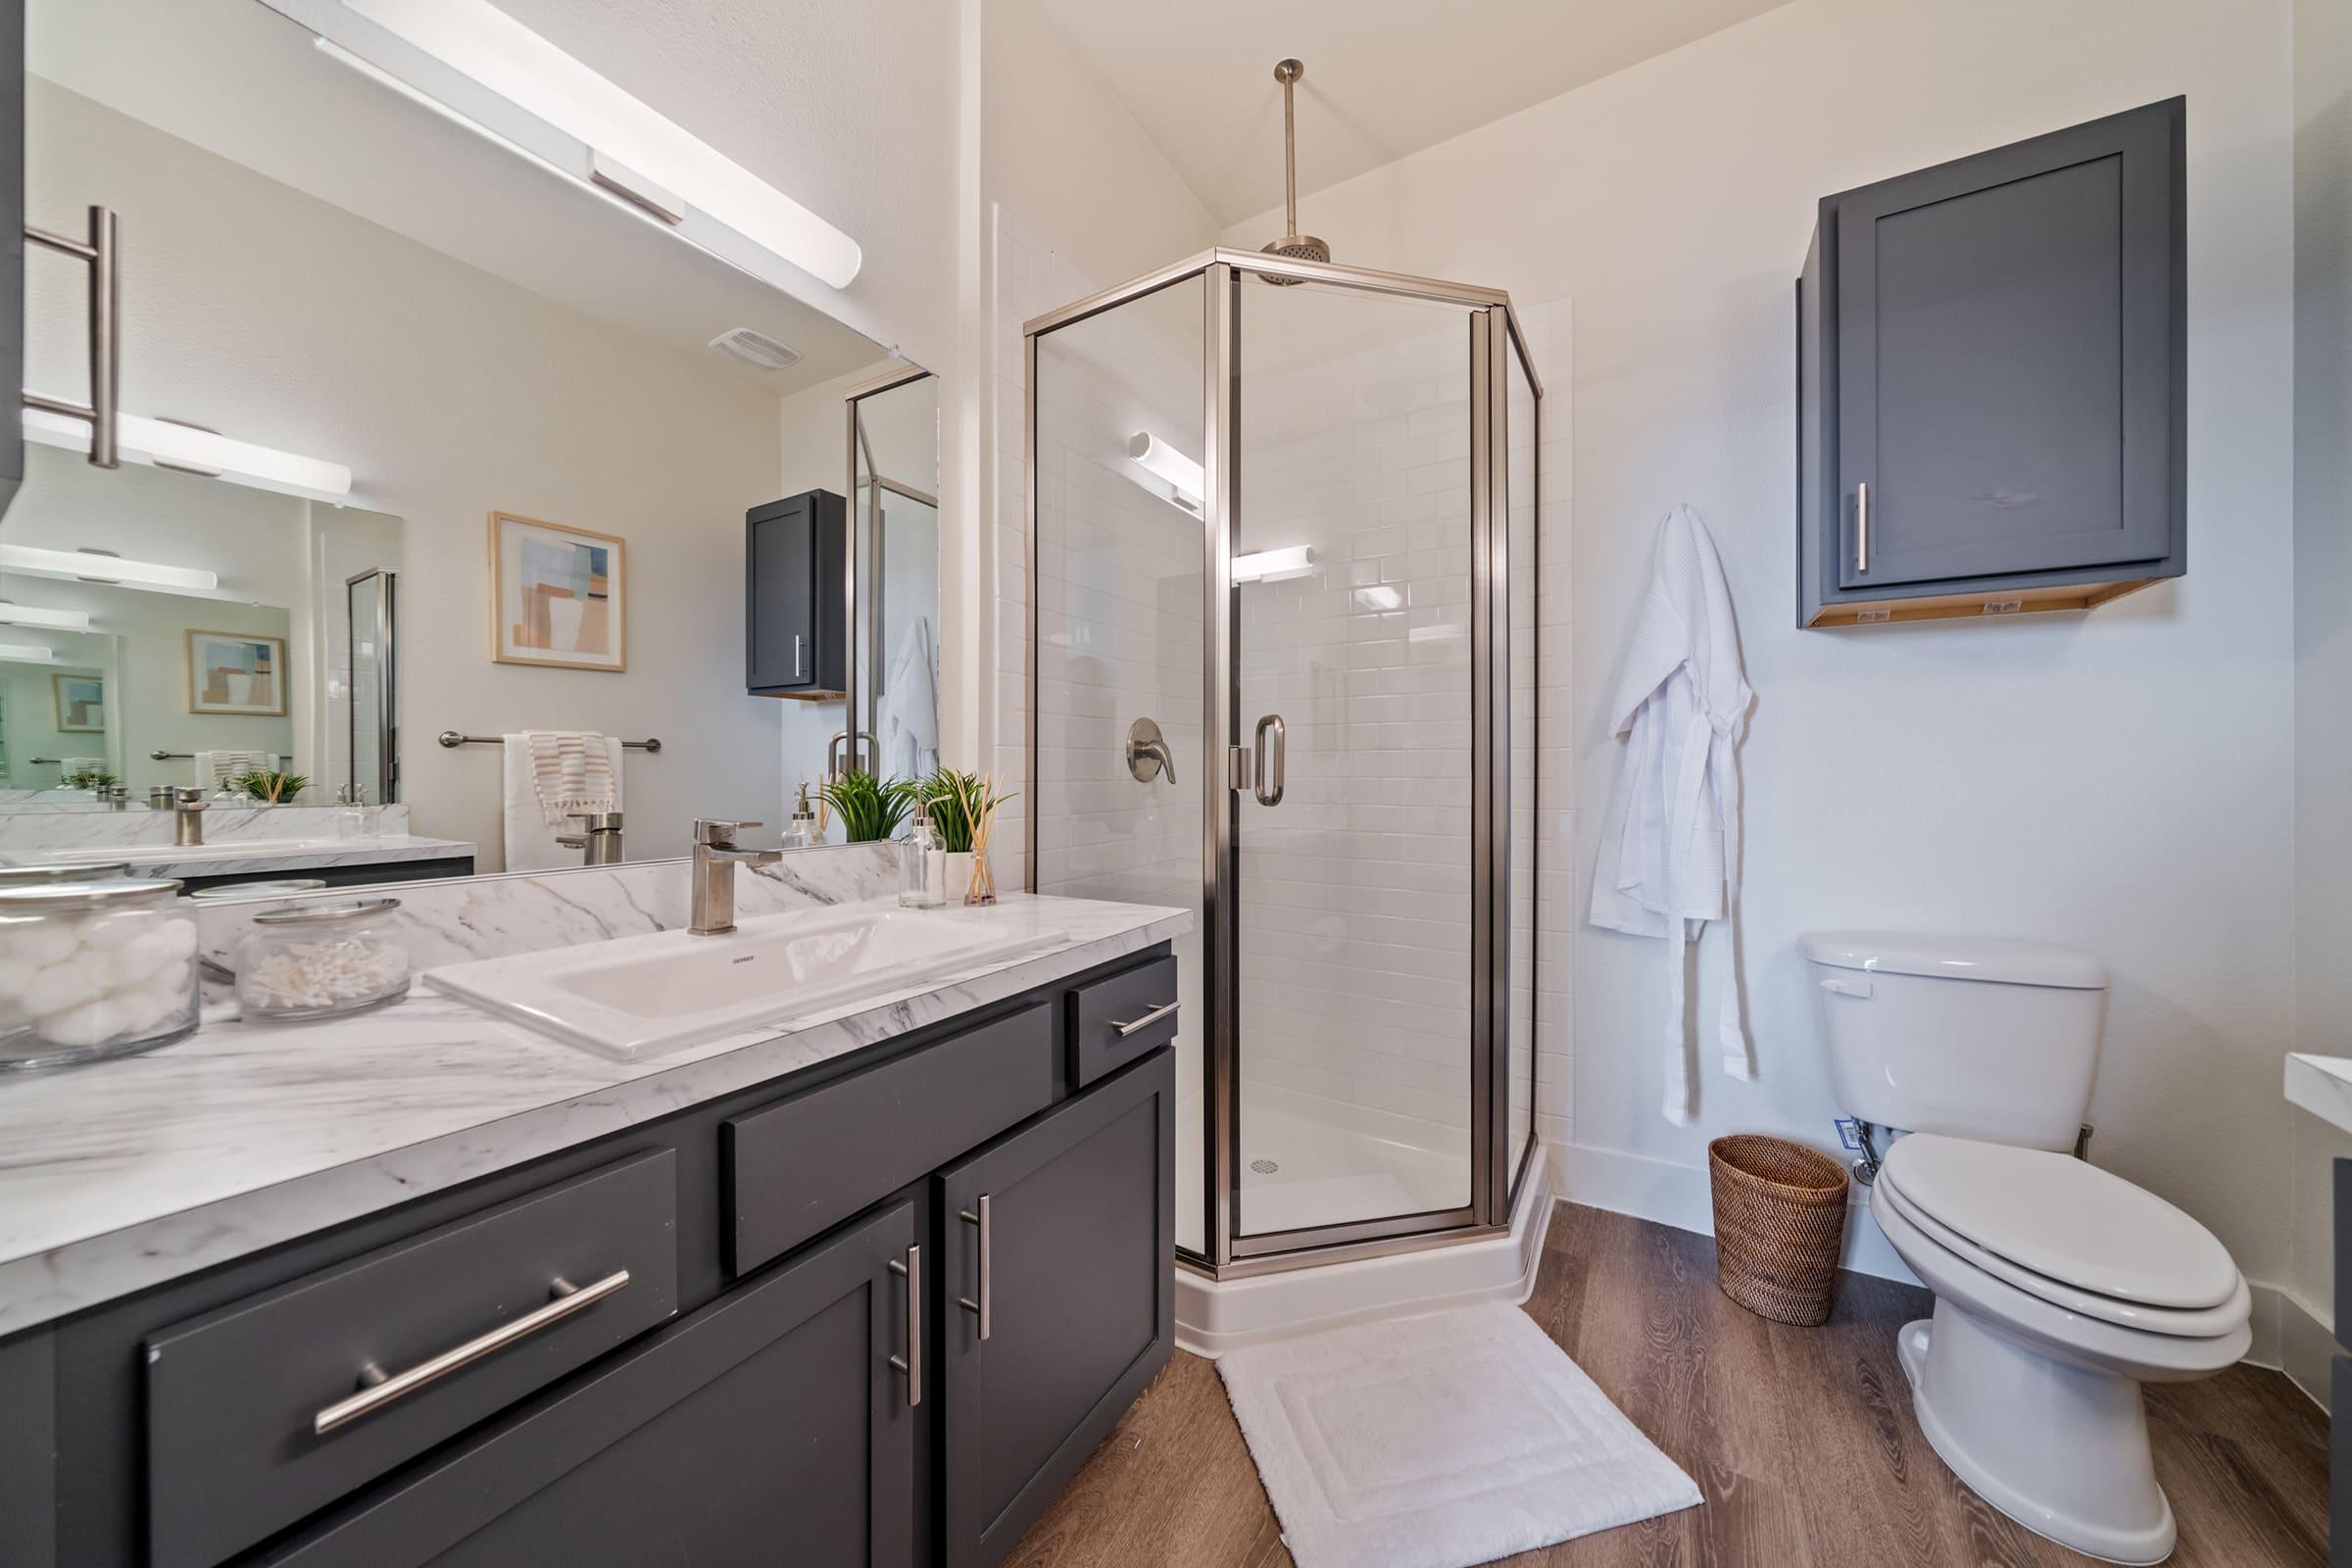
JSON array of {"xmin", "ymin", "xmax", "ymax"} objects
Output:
[{"xmin": 1217, "ymin": 1303, "xmax": 1701, "ymax": 1568}]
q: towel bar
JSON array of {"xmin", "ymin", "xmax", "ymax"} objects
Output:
[{"xmin": 437, "ymin": 731, "xmax": 662, "ymax": 753}]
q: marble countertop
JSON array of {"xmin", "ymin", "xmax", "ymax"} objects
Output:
[
  {"xmin": 0, "ymin": 893, "xmax": 1190, "ymax": 1333},
  {"xmin": 2286, "ymin": 1053, "xmax": 2352, "ymax": 1137},
  {"xmin": 38, "ymin": 833, "xmax": 481, "ymax": 882}
]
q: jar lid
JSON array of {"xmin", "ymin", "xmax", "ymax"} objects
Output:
[
  {"xmin": 188, "ymin": 879, "xmax": 328, "ymax": 903},
  {"xmin": 0, "ymin": 877, "xmax": 184, "ymax": 910},
  {"xmin": 249, "ymin": 897, "xmax": 403, "ymax": 925},
  {"xmin": 0, "ymin": 860, "xmax": 132, "ymax": 884}
]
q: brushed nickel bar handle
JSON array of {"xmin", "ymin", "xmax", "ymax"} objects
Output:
[
  {"xmin": 956, "ymin": 1195, "xmax": 991, "ymax": 1341},
  {"xmin": 1856, "ymin": 480, "xmax": 1870, "ymax": 574},
  {"xmin": 24, "ymin": 206, "xmax": 120, "ymax": 468},
  {"xmin": 313, "ymin": 1268, "xmax": 630, "ymax": 1436},
  {"xmin": 1110, "ymin": 1000, "xmax": 1179, "ymax": 1037},
  {"xmin": 887, "ymin": 1244, "xmax": 921, "ymax": 1406}
]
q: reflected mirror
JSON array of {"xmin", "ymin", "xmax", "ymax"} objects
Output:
[{"xmin": 2, "ymin": 0, "xmax": 928, "ymax": 892}]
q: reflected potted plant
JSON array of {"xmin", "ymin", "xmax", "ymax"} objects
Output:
[
  {"xmin": 64, "ymin": 769, "xmax": 121, "ymax": 792},
  {"xmin": 923, "ymin": 769, "xmax": 1014, "ymax": 906},
  {"xmin": 233, "ymin": 770, "xmax": 311, "ymax": 806},
  {"xmin": 818, "ymin": 770, "xmax": 917, "ymax": 844}
]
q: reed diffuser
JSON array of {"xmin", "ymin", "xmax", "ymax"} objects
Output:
[{"xmin": 926, "ymin": 769, "xmax": 1015, "ymax": 906}]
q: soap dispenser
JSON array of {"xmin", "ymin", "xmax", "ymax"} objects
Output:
[
  {"xmin": 898, "ymin": 799, "xmax": 945, "ymax": 908},
  {"xmin": 780, "ymin": 781, "xmax": 820, "ymax": 850}
]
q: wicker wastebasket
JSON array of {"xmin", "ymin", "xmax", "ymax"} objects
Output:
[{"xmin": 1707, "ymin": 1134, "xmax": 1849, "ymax": 1326}]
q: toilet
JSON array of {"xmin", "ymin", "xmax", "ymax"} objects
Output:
[{"xmin": 1802, "ymin": 932, "xmax": 2249, "ymax": 1566}]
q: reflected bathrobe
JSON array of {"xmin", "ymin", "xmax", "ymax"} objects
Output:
[{"xmin": 1590, "ymin": 505, "xmax": 1754, "ymax": 1124}]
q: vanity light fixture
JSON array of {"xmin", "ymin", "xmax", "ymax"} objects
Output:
[
  {"xmin": 338, "ymin": 0, "xmax": 863, "ymax": 289},
  {"xmin": 22, "ymin": 408, "xmax": 353, "ymax": 503},
  {"xmin": 1127, "ymin": 431, "xmax": 1204, "ymax": 513},
  {"xmin": 0, "ymin": 603, "xmax": 92, "ymax": 632},
  {"xmin": 0, "ymin": 544, "xmax": 218, "ymax": 594},
  {"xmin": 1232, "ymin": 546, "xmax": 1315, "ymax": 584},
  {"xmin": 0, "ymin": 644, "xmax": 56, "ymax": 662}
]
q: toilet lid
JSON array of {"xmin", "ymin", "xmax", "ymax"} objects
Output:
[{"xmin": 1878, "ymin": 1135, "xmax": 2237, "ymax": 1311}]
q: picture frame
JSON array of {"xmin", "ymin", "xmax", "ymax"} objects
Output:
[
  {"xmin": 185, "ymin": 630, "xmax": 289, "ymax": 716},
  {"xmin": 53, "ymin": 672, "xmax": 106, "ymax": 732},
  {"xmin": 489, "ymin": 512, "xmax": 627, "ymax": 672}
]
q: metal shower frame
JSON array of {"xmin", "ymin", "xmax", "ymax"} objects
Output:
[{"xmin": 1024, "ymin": 247, "xmax": 1544, "ymax": 1277}]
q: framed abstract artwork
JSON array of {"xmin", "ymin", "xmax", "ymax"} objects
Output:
[
  {"xmin": 489, "ymin": 513, "xmax": 627, "ymax": 672},
  {"xmin": 186, "ymin": 631, "xmax": 288, "ymax": 716},
  {"xmin": 53, "ymin": 672, "xmax": 106, "ymax": 732}
]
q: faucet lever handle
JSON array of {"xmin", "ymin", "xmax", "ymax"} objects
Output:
[{"xmin": 693, "ymin": 817, "xmax": 761, "ymax": 847}]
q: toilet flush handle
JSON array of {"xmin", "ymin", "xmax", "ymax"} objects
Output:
[{"xmin": 1818, "ymin": 975, "xmax": 1874, "ymax": 1000}]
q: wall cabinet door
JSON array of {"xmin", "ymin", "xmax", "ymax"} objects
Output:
[
  {"xmin": 746, "ymin": 488, "xmax": 846, "ymax": 697},
  {"xmin": 264, "ymin": 1200, "xmax": 919, "ymax": 1568},
  {"xmin": 937, "ymin": 1052, "xmax": 1175, "ymax": 1568},
  {"xmin": 1800, "ymin": 97, "xmax": 2184, "ymax": 625}
]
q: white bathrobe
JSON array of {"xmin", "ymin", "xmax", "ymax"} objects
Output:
[{"xmin": 1590, "ymin": 505, "xmax": 1754, "ymax": 1124}]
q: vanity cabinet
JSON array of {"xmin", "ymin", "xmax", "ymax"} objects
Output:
[
  {"xmin": 1797, "ymin": 97, "xmax": 2185, "ymax": 627},
  {"xmin": 4, "ymin": 942, "xmax": 1180, "ymax": 1568},
  {"xmin": 746, "ymin": 487, "xmax": 849, "ymax": 698}
]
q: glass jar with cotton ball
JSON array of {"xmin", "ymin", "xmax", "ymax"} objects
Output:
[{"xmin": 0, "ymin": 878, "xmax": 201, "ymax": 1070}]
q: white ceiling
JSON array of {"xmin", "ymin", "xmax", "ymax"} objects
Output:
[
  {"xmin": 1033, "ymin": 0, "xmax": 1790, "ymax": 227},
  {"xmin": 27, "ymin": 0, "xmax": 895, "ymax": 396}
]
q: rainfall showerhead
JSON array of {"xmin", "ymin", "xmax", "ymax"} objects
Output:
[{"xmin": 1259, "ymin": 58, "xmax": 1328, "ymax": 282}]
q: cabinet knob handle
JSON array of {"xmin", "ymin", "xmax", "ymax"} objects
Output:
[
  {"xmin": 312, "ymin": 1268, "xmax": 630, "ymax": 1436},
  {"xmin": 957, "ymin": 1195, "xmax": 992, "ymax": 1342},
  {"xmin": 887, "ymin": 1244, "xmax": 921, "ymax": 1406},
  {"xmin": 1855, "ymin": 480, "xmax": 1871, "ymax": 574}
]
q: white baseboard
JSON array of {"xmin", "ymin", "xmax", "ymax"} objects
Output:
[
  {"xmin": 1548, "ymin": 1140, "xmax": 1917, "ymax": 1284},
  {"xmin": 2268, "ymin": 1283, "xmax": 2332, "ymax": 1409}
]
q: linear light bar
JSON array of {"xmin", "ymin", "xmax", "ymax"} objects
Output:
[
  {"xmin": 0, "ymin": 644, "xmax": 56, "ymax": 662},
  {"xmin": 24, "ymin": 408, "xmax": 352, "ymax": 503},
  {"xmin": 1127, "ymin": 431, "xmax": 1203, "ymax": 513},
  {"xmin": 343, "ymin": 0, "xmax": 862, "ymax": 288},
  {"xmin": 1233, "ymin": 546, "xmax": 1314, "ymax": 584},
  {"xmin": 0, "ymin": 603, "xmax": 92, "ymax": 631},
  {"xmin": 0, "ymin": 544, "xmax": 219, "ymax": 593}
]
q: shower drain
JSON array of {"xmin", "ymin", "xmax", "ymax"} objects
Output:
[{"xmin": 1250, "ymin": 1158, "xmax": 1280, "ymax": 1175}]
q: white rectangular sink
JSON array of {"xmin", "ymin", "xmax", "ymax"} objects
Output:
[{"xmin": 421, "ymin": 902, "xmax": 1061, "ymax": 1060}]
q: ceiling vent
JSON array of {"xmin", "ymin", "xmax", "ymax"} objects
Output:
[{"xmin": 709, "ymin": 327, "xmax": 803, "ymax": 370}]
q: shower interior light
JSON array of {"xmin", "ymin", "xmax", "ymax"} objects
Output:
[
  {"xmin": 0, "ymin": 544, "xmax": 219, "ymax": 594},
  {"xmin": 23, "ymin": 408, "xmax": 352, "ymax": 503},
  {"xmin": 1127, "ymin": 431, "xmax": 1203, "ymax": 513},
  {"xmin": 1232, "ymin": 546, "xmax": 1314, "ymax": 584},
  {"xmin": 341, "ymin": 0, "xmax": 862, "ymax": 288},
  {"xmin": 0, "ymin": 603, "xmax": 92, "ymax": 631}
]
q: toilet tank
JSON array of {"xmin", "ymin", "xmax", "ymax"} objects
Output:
[{"xmin": 1800, "ymin": 931, "xmax": 2108, "ymax": 1152}]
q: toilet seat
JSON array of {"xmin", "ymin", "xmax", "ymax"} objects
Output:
[
  {"xmin": 1875, "ymin": 1168, "xmax": 2252, "ymax": 1340},
  {"xmin": 1877, "ymin": 1134, "xmax": 2237, "ymax": 1311}
]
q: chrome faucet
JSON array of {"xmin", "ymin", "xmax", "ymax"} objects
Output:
[
  {"xmin": 172, "ymin": 786, "xmax": 208, "ymax": 847},
  {"xmin": 689, "ymin": 818, "xmax": 782, "ymax": 936}
]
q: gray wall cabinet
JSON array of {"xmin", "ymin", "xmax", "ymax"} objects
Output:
[
  {"xmin": 0, "ymin": 943, "xmax": 1179, "ymax": 1568},
  {"xmin": 746, "ymin": 487, "xmax": 849, "ymax": 697},
  {"xmin": 1798, "ymin": 97, "xmax": 2186, "ymax": 627}
]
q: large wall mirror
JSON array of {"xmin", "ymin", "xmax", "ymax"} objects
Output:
[{"xmin": 0, "ymin": 0, "xmax": 940, "ymax": 891}]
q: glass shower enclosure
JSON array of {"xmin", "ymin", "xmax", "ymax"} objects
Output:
[{"xmin": 1026, "ymin": 250, "xmax": 1542, "ymax": 1275}]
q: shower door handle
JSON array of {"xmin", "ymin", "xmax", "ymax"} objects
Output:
[{"xmin": 1252, "ymin": 714, "xmax": 1286, "ymax": 807}]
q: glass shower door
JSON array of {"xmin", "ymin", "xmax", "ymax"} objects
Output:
[{"xmin": 1228, "ymin": 279, "xmax": 1481, "ymax": 1249}]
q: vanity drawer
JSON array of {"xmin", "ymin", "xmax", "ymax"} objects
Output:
[
  {"xmin": 143, "ymin": 1150, "xmax": 678, "ymax": 1568},
  {"xmin": 1067, "ymin": 955, "xmax": 1181, "ymax": 1089},
  {"xmin": 725, "ymin": 1000, "xmax": 1054, "ymax": 1276}
]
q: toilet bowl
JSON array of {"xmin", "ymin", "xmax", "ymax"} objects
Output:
[{"xmin": 1868, "ymin": 1134, "xmax": 2249, "ymax": 1565}]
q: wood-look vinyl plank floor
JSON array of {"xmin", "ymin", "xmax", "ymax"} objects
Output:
[{"xmin": 1004, "ymin": 1203, "xmax": 2329, "ymax": 1568}]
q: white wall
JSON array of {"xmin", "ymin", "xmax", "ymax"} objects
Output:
[
  {"xmin": 1225, "ymin": 0, "xmax": 2302, "ymax": 1292},
  {"xmin": 2290, "ymin": 0, "xmax": 2352, "ymax": 1407},
  {"xmin": 27, "ymin": 79, "xmax": 792, "ymax": 867}
]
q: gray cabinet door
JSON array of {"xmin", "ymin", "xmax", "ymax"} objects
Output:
[
  {"xmin": 1834, "ymin": 98, "xmax": 2182, "ymax": 590},
  {"xmin": 746, "ymin": 488, "xmax": 846, "ymax": 696},
  {"xmin": 260, "ymin": 1200, "xmax": 919, "ymax": 1568},
  {"xmin": 938, "ymin": 1052, "xmax": 1175, "ymax": 1568}
]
